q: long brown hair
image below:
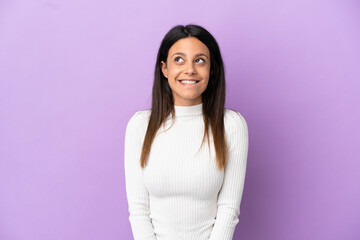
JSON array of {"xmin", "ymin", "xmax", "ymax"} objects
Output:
[{"xmin": 140, "ymin": 24, "xmax": 227, "ymax": 170}]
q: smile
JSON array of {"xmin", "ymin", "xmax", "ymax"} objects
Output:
[{"xmin": 178, "ymin": 79, "xmax": 200, "ymax": 85}]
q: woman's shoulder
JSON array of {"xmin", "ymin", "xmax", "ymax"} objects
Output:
[
  {"xmin": 131, "ymin": 109, "xmax": 151, "ymax": 120},
  {"xmin": 224, "ymin": 108, "xmax": 248, "ymax": 131},
  {"xmin": 126, "ymin": 109, "xmax": 151, "ymax": 129}
]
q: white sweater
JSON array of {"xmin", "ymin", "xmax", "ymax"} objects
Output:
[{"xmin": 124, "ymin": 103, "xmax": 249, "ymax": 240}]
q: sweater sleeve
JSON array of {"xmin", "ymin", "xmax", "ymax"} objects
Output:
[
  {"xmin": 209, "ymin": 111, "xmax": 249, "ymax": 240},
  {"xmin": 124, "ymin": 112, "xmax": 157, "ymax": 240}
]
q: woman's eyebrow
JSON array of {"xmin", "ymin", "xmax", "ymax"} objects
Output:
[{"xmin": 171, "ymin": 52, "xmax": 209, "ymax": 59}]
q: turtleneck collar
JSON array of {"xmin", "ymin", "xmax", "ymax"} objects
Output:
[{"xmin": 174, "ymin": 103, "xmax": 203, "ymax": 117}]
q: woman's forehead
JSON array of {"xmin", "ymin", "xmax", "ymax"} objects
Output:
[{"xmin": 169, "ymin": 37, "xmax": 210, "ymax": 56}]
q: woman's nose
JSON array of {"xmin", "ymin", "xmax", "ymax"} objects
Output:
[{"xmin": 185, "ymin": 63, "xmax": 196, "ymax": 74}]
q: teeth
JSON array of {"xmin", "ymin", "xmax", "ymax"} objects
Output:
[{"xmin": 180, "ymin": 80, "xmax": 197, "ymax": 84}]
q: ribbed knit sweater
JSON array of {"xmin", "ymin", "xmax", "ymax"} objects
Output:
[{"xmin": 124, "ymin": 103, "xmax": 249, "ymax": 240}]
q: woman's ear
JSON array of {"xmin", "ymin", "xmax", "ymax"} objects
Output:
[{"xmin": 161, "ymin": 61, "xmax": 168, "ymax": 78}]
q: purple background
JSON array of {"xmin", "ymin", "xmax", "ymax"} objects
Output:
[{"xmin": 1, "ymin": 0, "xmax": 359, "ymax": 239}]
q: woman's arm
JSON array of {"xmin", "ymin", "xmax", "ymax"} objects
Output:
[
  {"xmin": 209, "ymin": 112, "xmax": 249, "ymax": 240},
  {"xmin": 124, "ymin": 112, "xmax": 157, "ymax": 240}
]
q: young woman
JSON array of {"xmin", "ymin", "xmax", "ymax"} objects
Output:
[{"xmin": 124, "ymin": 24, "xmax": 249, "ymax": 240}]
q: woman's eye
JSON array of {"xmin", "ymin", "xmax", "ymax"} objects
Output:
[
  {"xmin": 174, "ymin": 57, "xmax": 205, "ymax": 63},
  {"xmin": 175, "ymin": 57, "xmax": 184, "ymax": 62}
]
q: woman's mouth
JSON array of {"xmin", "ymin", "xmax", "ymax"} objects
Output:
[{"xmin": 178, "ymin": 79, "xmax": 200, "ymax": 86}]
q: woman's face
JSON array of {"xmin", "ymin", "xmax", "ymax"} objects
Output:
[{"xmin": 161, "ymin": 37, "xmax": 211, "ymax": 106}]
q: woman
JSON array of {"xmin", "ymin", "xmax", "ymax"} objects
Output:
[{"xmin": 124, "ymin": 24, "xmax": 249, "ymax": 240}]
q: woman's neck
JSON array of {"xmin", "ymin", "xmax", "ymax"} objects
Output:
[{"xmin": 174, "ymin": 103, "xmax": 203, "ymax": 117}]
